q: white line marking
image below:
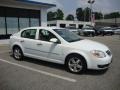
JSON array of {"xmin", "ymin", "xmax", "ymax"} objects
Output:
[{"xmin": 0, "ymin": 58, "xmax": 76, "ymax": 83}]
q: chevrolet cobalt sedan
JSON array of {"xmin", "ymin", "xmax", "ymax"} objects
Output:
[{"xmin": 9, "ymin": 27, "xmax": 112, "ymax": 73}]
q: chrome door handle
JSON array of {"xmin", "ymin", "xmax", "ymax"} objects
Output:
[
  {"xmin": 36, "ymin": 43, "xmax": 42, "ymax": 45},
  {"xmin": 20, "ymin": 40, "xmax": 24, "ymax": 43}
]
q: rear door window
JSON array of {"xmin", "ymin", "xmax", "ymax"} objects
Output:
[{"xmin": 21, "ymin": 29, "xmax": 37, "ymax": 39}]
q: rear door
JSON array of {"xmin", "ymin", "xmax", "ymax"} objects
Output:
[{"xmin": 20, "ymin": 28, "xmax": 38, "ymax": 55}]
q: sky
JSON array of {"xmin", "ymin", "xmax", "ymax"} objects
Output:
[{"xmin": 31, "ymin": 0, "xmax": 120, "ymax": 16}]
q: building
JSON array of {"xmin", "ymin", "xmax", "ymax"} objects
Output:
[
  {"xmin": 0, "ymin": 0, "xmax": 56, "ymax": 39},
  {"xmin": 48, "ymin": 20, "xmax": 95, "ymax": 29}
]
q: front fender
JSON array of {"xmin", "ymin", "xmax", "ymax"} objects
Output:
[{"xmin": 63, "ymin": 49, "xmax": 91, "ymax": 67}]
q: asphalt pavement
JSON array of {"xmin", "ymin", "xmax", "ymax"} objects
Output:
[{"xmin": 0, "ymin": 35, "xmax": 120, "ymax": 90}]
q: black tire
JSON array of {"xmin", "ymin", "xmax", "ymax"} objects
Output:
[
  {"xmin": 65, "ymin": 54, "xmax": 87, "ymax": 74},
  {"xmin": 91, "ymin": 33, "xmax": 95, "ymax": 37},
  {"xmin": 83, "ymin": 33, "xmax": 86, "ymax": 36},
  {"xmin": 102, "ymin": 33, "xmax": 104, "ymax": 36},
  {"xmin": 111, "ymin": 32, "xmax": 113, "ymax": 35},
  {"xmin": 13, "ymin": 46, "xmax": 23, "ymax": 61},
  {"xmin": 89, "ymin": 33, "xmax": 92, "ymax": 37}
]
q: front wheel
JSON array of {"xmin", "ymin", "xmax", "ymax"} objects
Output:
[
  {"xmin": 66, "ymin": 55, "xmax": 87, "ymax": 74},
  {"xmin": 13, "ymin": 47, "xmax": 23, "ymax": 61}
]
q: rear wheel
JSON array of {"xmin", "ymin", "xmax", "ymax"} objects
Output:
[
  {"xmin": 102, "ymin": 33, "xmax": 105, "ymax": 36},
  {"xmin": 111, "ymin": 32, "xmax": 113, "ymax": 35},
  {"xmin": 91, "ymin": 33, "xmax": 95, "ymax": 37},
  {"xmin": 92, "ymin": 34, "xmax": 95, "ymax": 37},
  {"xmin": 13, "ymin": 46, "xmax": 23, "ymax": 61},
  {"xmin": 66, "ymin": 55, "xmax": 87, "ymax": 74}
]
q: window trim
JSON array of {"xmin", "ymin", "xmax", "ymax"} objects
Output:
[
  {"xmin": 21, "ymin": 29, "xmax": 37, "ymax": 39},
  {"xmin": 38, "ymin": 29, "xmax": 61, "ymax": 44}
]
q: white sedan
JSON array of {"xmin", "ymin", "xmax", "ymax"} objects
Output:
[{"xmin": 9, "ymin": 27, "xmax": 112, "ymax": 73}]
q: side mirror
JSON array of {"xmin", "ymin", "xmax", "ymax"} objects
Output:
[{"xmin": 50, "ymin": 38, "xmax": 58, "ymax": 43}]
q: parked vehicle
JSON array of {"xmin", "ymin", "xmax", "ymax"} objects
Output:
[
  {"xmin": 79, "ymin": 28, "xmax": 95, "ymax": 37},
  {"xmin": 66, "ymin": 26, "xmax": 79, "ymax": 35},
  {"xmin": 99, "ymin": 27, "xmax": 114, "ymax": 36},
  {"xmin": 93, "ymin": 27, "xmax": 103, "ymax": 36},
  {"xmin": 114, "ymin": 27, "xmax": 120, "ymax": 35},
  {"xmin": 9, "ymin": 27, "xmax": 112, "ymax": 74}
]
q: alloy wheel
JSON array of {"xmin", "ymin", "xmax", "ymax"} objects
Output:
[{"xmin": 68, "ymin": 57, "xmax": 83, "ymax": 73}]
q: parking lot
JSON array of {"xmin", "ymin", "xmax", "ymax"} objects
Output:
[{"xmin": 0, "ymin": 35, "xmax": 120, "ymax": 90}]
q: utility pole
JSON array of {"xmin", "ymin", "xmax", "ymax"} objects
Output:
[
  {"xmin": 84, "ymin": 9, "xmax": 86, "ymax": 22},
  {"xmin": 88, "ymin": 0, "xmax": 95, "ymax": 26}
]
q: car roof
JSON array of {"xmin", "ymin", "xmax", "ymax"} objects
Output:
[{"xmin": 21, "ymin": 26, "xmax": 65, "ymax": 31}]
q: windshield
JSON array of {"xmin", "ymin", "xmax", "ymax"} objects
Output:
[{"xmin": 54, "ymin": 29, "xmax": 82, "ymax": 42}]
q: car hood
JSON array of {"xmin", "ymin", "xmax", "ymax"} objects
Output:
[
  {"xmin": 83, "ymin": 30, "xmax": 95, "ymax": 32},
  {"xmin": 69, "ymin": 39, "xmax": 109, "ymax": 51}
]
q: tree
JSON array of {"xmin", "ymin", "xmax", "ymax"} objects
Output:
[
  {"xmin": 83, "ymin": 7, "xmax": 91, "ymax": 21},
  {"xmin": 47, "ymin": 11, "xmax": 56, "ymax": 21},
  {"xmin": 76, "ymin": 8, "xmax": 84, "ymax": 21},
  {"xmin": 76, "ymin": 7, "xmax": 92, "ymax": 21},
  {"xmin": 104, "ymin": 12, "xmax": 120, "ymax": 19},
  {"xmin": 47, "ymin": 9, "xmax": 64, "ymax": 21},
  {"xmin": 56, "ymin": 9, "xmax": 64, "ymax": 20},
  {"xmin": 94, "ymin": 12, "xmax": 103, "ymax": 20},
  {"xmin": 66, "ymin": 14, "xmax": 74, "ymax": 20}
]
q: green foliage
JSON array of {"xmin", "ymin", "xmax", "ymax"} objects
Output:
[
  {"xmin": 83, "ymin": 7, "xmax": 91, "ymax": 21},
  {"xmin": 56, "ymin": 9, "xmax": 64, "ymax": 20},
  {"xmin": 47, "ymin": 9, "xmax": 64, "ymax": 21},
  {"xmin": 47, "ymin": 11, "xmax": 56, "ymax": 21},
  {"xmin": 76, "ymin": 8, "xmax": 84, "ymax": 21},
  {"xmin": 104, "ymin": 12, "xmax": 120, "ymax": 19},
  {"xmin": 47, "ymin": 7, "xmax": 120, "ymax": 21},
  {"xmin": 66, "ymin": 14, "xmax": 74, "ymax": 20},
  {"xmin": 94, "ymin": 12, "xmax": 103, "ymax": 20},
  {"xmin": 76, "ymin": 7, "xmax": 91, "ymax": 21}
]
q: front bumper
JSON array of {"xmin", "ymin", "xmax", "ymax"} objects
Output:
[
  {"xmin": 87, "ymin": 55, "xmax": 113, "ymax": 70},
  {"xmin": 97, "ymin": 58, "xmax": 112, "ymax": 69},
  {"xmin": 98, "ymin": 63, "xmax": 110, "ymax": 68}
]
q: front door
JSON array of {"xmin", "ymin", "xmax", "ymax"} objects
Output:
[{"xmin": 36, "ymin": 29, "xmax": 63, "ymax": 61}]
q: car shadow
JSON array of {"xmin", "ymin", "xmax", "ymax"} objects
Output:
[
  {"xmin": 82, "ymin": 69, "xmax": 108, "ymax": 75},
  {"xmin": 23, "ymin": 57, "xmax": 66, "ymax": 71},
  {"xmin": 19, "ymin": 56, "xmax": 108, "ymax": 75}
]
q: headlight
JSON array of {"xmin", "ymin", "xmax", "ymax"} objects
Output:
[{"xmin": 91, "ymin": 50, "xmax": 106, "ymax": 58}]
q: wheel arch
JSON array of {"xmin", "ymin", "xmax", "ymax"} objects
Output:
[
  {"xmin": 13, "ymin": 45, "xmax": 21, "ymax": 50},
  {"xmin": 12, "ymin": 43, "xmax": 24, "ymax": 53},
  {"xmin": 65, "ymin": 53, "xmax": 88, "ymax": 68}
]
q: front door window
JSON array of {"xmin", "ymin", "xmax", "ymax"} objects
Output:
[{"xmin": 39, "ymin": 29, "xmax": 58, "ymax": 42}]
